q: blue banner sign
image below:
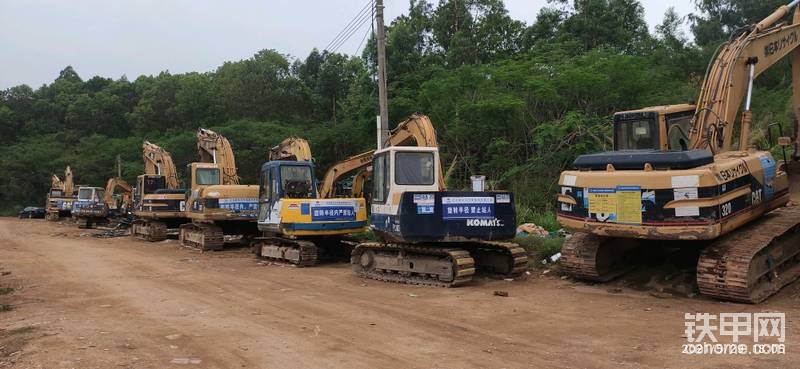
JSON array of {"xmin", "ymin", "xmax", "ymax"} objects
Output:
[
  {"xmin": 311, "ymin": 206, "xmax": 356, "ymax": 221},
  {"xmin": 442, "ymin": 196, "xmax": 495, "ymax": 220}
]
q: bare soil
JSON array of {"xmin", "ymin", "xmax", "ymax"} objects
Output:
[{"xmin": 0, "ymin": 218, "xmax": 798, "ymax": 368}]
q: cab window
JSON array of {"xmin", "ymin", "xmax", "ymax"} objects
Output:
[
  {"xmin": 615, "ymin": 119, "xmax": 658, "ymax": 150},
  {"xmin": 395, "ymin": 152, "xmax": 434, "ymax": 185},
  {"xmin": 667, "ymin": 113, "xmax": 693, "ymax": 151},
  {"xmin": 372, "ymin": 153, "xmax": 389, "ymax": 203},
  {"xmin": 259, "ymin": 171, "xmax": 270, "ymax": 203},
  {"xmin": 280, "ymin": 165, "xmax": 314, "ymax": 198},
  {"xmin": 196, "ymin": 168, "xmax": 220, "ymax": 185},
  {"xmin": 78, "ymin": 188, "xmax": 93, "ymax": 200}
]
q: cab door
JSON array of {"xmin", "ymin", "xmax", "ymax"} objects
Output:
[{"xmin": 268, "ymin": 166, "xmax": 281, "ymax": 222}]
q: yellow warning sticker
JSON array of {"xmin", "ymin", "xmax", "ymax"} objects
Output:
[
  {"xmin": 615, "ymin": 186, "xmax": 642, "ymax": 224},
  {"xmin": 588, "ymin": 188, "xmax": 617, "ymax": 222}
]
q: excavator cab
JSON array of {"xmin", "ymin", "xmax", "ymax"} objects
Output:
[
  {"xmin": 612, "ymin": 104, "xmax": 695, "ymax": 151},
  {"xmin": 258, "ymin": 161, "xmax": 318, "ymax": 221},
  {"xmin": 188, "ymin": 163, "xmax": 222, "ymax": 189}
]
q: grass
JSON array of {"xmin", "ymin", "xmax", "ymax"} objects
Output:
[
  {"xmin": 516, "ymin": 207, "xmax": 560, "ymax": 232},
  {"xmin": 0, "ymin": 287, "xmax": 13, "ymax": 296},
  {"xmin": 513, "ymin": 235, "xmax": 565, "ymax": 268},
  {"xmin": 349, "ymin": 229, "xmax": 378, "ymax": 241}
]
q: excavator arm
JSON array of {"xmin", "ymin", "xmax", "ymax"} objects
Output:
[
  {"xmin": 692, "ymin": 0, "xmax": 800, "ymax": 152},
  {"xmin": 51, "ymin": 175, "xmax": 63, "ymax": 191},
  {"xmin": 64, "ymin": 166, "xmax": 73, "ymax": 195},
  {"xmin": 319, "ymin": 113, "xmax": 445, "ymax": 198},
  {"xmin": 143, "ymin": 141, "xmax": 179, "ymax": 189},
  {"xmin": 197, "ymin": 128, "xmax": 240, "ymax": 185},
  {"xmin": 319, "ymin": 151, "xmax": 375, "ymax": 198},
  {"xmin": 104, "ymin": 177, "xmax": 133, "ymax": 210},
  {"xmin": 269, "ymin": 137, "xmax": 313, "ymax": 162}
]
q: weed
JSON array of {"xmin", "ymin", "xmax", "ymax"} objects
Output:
[{"xmin": 514, "ymin": 236, "xmax": 564, "ymax": 268}]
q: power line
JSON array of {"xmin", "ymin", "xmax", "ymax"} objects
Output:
[
  {"xmin": 324, "ymin": 0, "xmax": 373, "ymax": 51},
  {"xmin": 324, "ymin": 0, "xmax": 375, "ymax": 54},
  {"xmin": 328, "ymin": 10, "xmax": 373, "ymax": 53},
  {"xmin": 354, "ymin": 21, "xmax": 372, "ymax": 56}
]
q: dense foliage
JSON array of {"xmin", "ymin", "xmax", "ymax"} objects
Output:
[{"xmin": 0, "ymin": 0, "xmax": 796, "ymax": 221}]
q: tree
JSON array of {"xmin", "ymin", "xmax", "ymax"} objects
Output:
[
  {"xmin": 561, "ymin": 0, "xmax": 651, "ymax": 53},
  {"xmin": 690, "ymin": 0, "xmax": 787, "ymax": 46}
]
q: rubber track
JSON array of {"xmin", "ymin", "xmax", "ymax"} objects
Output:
[
  {"xmin": 180, "ymin": 223, "xmax": 224, "ymax": 251},
  {"xmin": 351, "ymin": 242, "xmax": 476, "ymax": 287},
  {"xmin": 256, "ymin": 237, "xmax": 318, "ymax": 267},
  {"xmin": 560, "ymin": 232, "xmax": 607, "ymax": 281},
  {"xmin": 132, "ymin": 220, "xmax": 167, "ymax": 242},
  {"xmin": 697, "ymin": 206, "xmax": 800, "ymax": 303},
  {"xmin": 474, "ymin": 241, "xmax": 529, "ymax": 277}
]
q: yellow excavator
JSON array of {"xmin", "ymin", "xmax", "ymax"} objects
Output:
[
  {"xmin": 45, "ymin": 166, "xmax": 75, "ymax": 221},
  {"xmin": 251, "ymin": 137, "xmax": 367, "ymax": 265},
  {"xmin": 131, "ymin": 141, "xmax": 189, "ymax": 241},
  {"xmin": 180, "ymin": 129, "xmax": 259, "ymax": 251},
  {"xmin": 556, "ymin": 1, "xmax": 800, "ymax": 303},
  {"xmin": 72, "ymin": 177, "xmax": 133, "ymax": 228}
]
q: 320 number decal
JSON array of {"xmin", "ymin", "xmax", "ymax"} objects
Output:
[{"xmin": 721, "ymin": 202, "xmax": 732, "ymax": 218}]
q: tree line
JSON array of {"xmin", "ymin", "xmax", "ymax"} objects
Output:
[{"xmin": 0, "ymin": 0, "xmax": 794, "ymax": 223}]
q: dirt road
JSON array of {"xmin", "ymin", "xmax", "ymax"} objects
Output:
[{"xmin": 0, "ymin": 218, "xmax": 798, "ymax": 368}]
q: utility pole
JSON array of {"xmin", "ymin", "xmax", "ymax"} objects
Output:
[
  {"xmin": 375, "ymin": 0, "xmax": 389, "ymax": 149},
  {"xmin": 117, "ymin": 155, "xmax": 122, "ymax": 178}
]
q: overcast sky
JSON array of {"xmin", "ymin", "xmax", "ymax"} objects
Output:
[{"xmin": 0, "ymin": 0, "xmax": 695, "ymax": 89}]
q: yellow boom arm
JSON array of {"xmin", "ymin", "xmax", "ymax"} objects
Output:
[
  {"xmin": 104, "ymin": 177, "xmax": 133, "ymax": 210},
  {"xmin": 692, "ymin": 1, "xmax": 800, "ymax": 152},
  {"xmin": 197, "ymin": 128, "xmax": 240, "ymax": 185},
  {"xmin": 269, "ymin": 137, "xmax": 313, "ymax": 162},
  {"xmin": 142, "ymin": 141, "xmax": 179, "ymax": 189}
]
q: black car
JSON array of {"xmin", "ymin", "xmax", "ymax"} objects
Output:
[{"xmin": 18, "ymin": 206, "xmax": 46, "ymax": 219}]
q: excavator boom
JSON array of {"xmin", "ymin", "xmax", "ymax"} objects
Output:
[
  {"xmin": 104, "ymin": 177, "xmax": 133, "ymax": 210},
  {"xmin": 197, "ymin": 128, "xmax": 240, "ymax": 185},
  {"xmin": 51, "ymin": 175, "xmax": 63, "ymax": 190},
  {"xmin": 142, "ymin": 141, "xmax": 179, "ymax": 189},
  {"xmin": 64, "ymin": 166, "xmax": 73, "ymax": 195},
  {"xmin": 692, "ymin": 1, "xmax": 800, "ymax": 152},
  {"xmin": 269, "ymin": 137, "xmax": 313, "ymax": 162}
]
